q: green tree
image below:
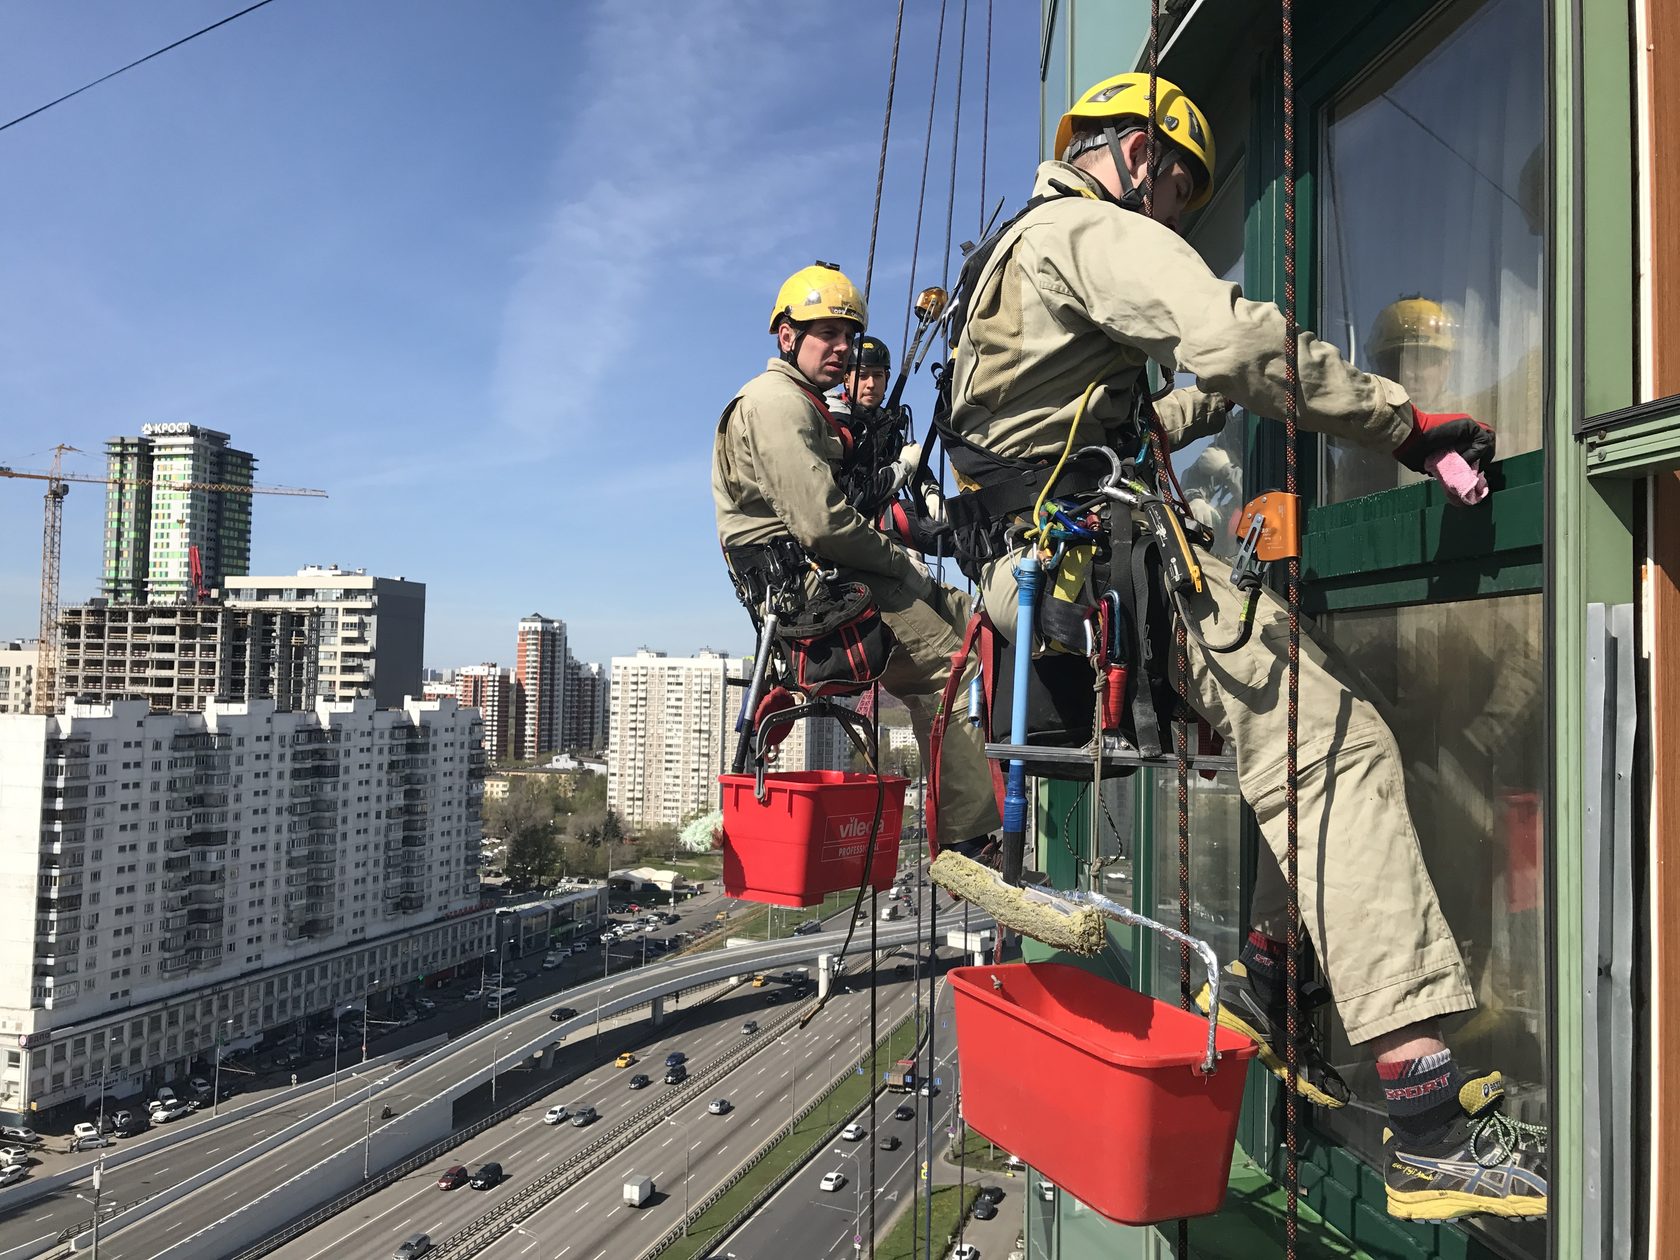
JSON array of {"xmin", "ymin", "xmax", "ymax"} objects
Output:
[{"xmin": 601, "ymin": 808, "xmax": 623, "ymax": 845}]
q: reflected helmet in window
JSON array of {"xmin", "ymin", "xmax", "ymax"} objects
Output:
[{"xmin": 1368, "ymin": 296, "xmax": 1457, "ymax": 361}]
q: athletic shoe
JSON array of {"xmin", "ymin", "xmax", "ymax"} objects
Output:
[
  {"xmin": 1196, "ymin": 960, "xmax": 1351, "ymax": 1108},
  {"xmin": 1385, "ymin": 1071, "xmax": 1548, "ymax": 1221}
]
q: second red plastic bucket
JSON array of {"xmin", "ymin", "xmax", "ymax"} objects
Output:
[
  {"xmin": 718, "ymin": 771, "xmax": 907, "ymax": 907},
  {"xmin": 950, "ymin": 961, "xmax": 1258, "ymax": 1225}
]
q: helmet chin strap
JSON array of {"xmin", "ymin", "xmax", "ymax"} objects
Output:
[
  {"xmin": 1103, "ymin": 125, "xmax": 1150, "ymax": 213},
  {"xmin": 777, "ymin": 315, "xmax": 808, "ymax": 367}
]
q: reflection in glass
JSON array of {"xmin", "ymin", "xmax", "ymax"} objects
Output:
[
  {"xmin": 1317, "ymin": 0, "xmax": 1544, "ymax": 503},
  {"xmin": 1317, "ymin": 595, "xmax": 1546, "ymax": 1251}
]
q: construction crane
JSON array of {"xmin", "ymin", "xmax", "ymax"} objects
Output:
[{"xmin": 0, "ymin": 444, "xmax": 328, "ymax": 714}]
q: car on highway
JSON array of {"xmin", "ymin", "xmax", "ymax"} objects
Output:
[
  {"xmin": 765, "ymin": 991, "xmax": 783, "ymax": 1004},
  {"xmin": 542, "ymin": 954, "xmax": 564, "ymax": 970},
  {"xmin": 393, "ymin": 1231, "xmax": 432, "ymax": 1258},
  {"xmin": 505, "ymin": 969, "xmax": 531, "ymax": 984},
  {"xmin": 437, "ymin": 1164, "xmax": 469, "ymax": 1190},
  {"xmin": 543, "ymin": 1105, "xmax": 570, "ymax": 1125},
  {"xmin": 878, "ymin": 1134, "xmax": 901, "ymax": 1151},
  {"xmin": 664, "ymin": 1064, "xmax": 688, "ymax": 1085},
  {"xmin": 664, "ymin": 1051, "xmax": 687, "ymax": 1067},
  {"xmin": 415, "ymin": 996, "xmax": 436, "ymax": 1012},
  {"xmin": 919, "ymin": 1082, "xmax": 941, "ymax": 1097},
  {"xmin": 615, "ymin": 1052, "xmax": 636, "ymax": 1069},
  {"xmin": 549, "ymin": 1006, "xmax": 578, "ymax": 1022},
  {"xmin": 0, "ymin": 1164, "xmax": 26, "ymax": 1187},
  {"xmin": 0, "ymin": 1126, "xmax": 39, "ymax": 1145},
  {"xmin": 571, "ymin": 941, "xmax": 590, "ymax": 954},
  {"xmin": 570, "ymin": 1105, "xmax": 598, "ymax": 1127},
  {"xmin": 470, "ymin": 1162, "xmax": 503, "ymax": 1190},
  {"xmin": 841, "ymin": 1122, "xmax": 866, "ymax": 1141},
  {"xmin": 463, "ymin": 986, "xmax": 486, "ymax": 1001},
  {"xmin": 707, "ymin": 1098, "xmax": 732, "ymax": 1115},
  {"xmin": 793, "ymin": 920, "xmax": 821, "ymax": 935},
  {"xmin": 894, "ymin": 1104, "xmax": 915, "ymax": 1121},
  {"xmin": 628, "ymin": 1073, "xmax": 651, "ymax": 1090},
  {"xmin": 741, "ymin": 1020, "xmax": 758, "ymax": 1035},
  {"xmin": 819, "ymin": 1171, "xmax": 847, "ymax": 1192},
  {"xmin": 971, "ymin": 1199, "xmax": 998, "ymax": 1221}
]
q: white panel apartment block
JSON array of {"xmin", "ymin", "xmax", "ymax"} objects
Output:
[{"xmin": 0, "ymin": 695, "xmax": 490, "ymax": 1119}]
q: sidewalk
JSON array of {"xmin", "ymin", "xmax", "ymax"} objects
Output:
[{"xmin": 934, "ymin": 1146, "xmax": 1026, "ymax": 1260}]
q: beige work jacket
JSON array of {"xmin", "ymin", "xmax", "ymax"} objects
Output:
[
  {"xmin": 947, "ymin": 161, "xmax": 1415, "ymax": 466},
  {"xmin": 712, "ymin": 358, "xmax": 920, "ymax": 586}
]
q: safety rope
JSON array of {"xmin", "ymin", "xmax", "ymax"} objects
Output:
[
  {"xmin": 1281, "ymin": 0, "xmax": 1304, "ymax": 1249},
  {"xmin": 869, "ymin": 871, "xmax": 880, "ymax": 1258},
  {"xmin": 899, "ymin": 0, "xmax": 952, "ymax": 359},
  {"xmin": 862, "ymin": 0, "xmax": 906, "ymax": 303}
]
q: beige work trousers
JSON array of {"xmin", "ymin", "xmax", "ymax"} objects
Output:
[
  {"xmin": 980, "ymin": 559, "xmax": 1474, "ymax": 1045},
  {"xmin": 848, "ymin": 570, "xmax": 1002, "ymax": 848}
]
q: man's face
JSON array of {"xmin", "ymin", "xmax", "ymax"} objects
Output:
[
  {"xmin": 852, "ymin": 366, "xmax": 888, "ymax": 408},
  {"xmin": 778, "ymin": 318, "xmax": 857, "ymax": 389},
  {"xmin": 1090, "ymin": 130, "xmax": 1198, "ymax": 233}
]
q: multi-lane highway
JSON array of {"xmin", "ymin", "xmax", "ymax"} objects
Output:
[
  {"xmin": 83, "ymin": 921, "xmax": 929, "ymax": 1259},
  {"xmin": 266, "ymin": 966, "xmax": 928, "ymax": 1260},
  {"xmin": 719, "ymin": 983, "xmax": 962, "ymax": 1260}
]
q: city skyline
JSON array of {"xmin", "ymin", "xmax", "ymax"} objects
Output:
[{"xmin": 0, "ymin": 2, "xmax": 1038, "ymax": 672}]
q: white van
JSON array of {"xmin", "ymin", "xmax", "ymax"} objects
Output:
[
  {"xmin": 880, "ymin": 904, "xmax": 900, "ymax": 921},
  {"xmin": 483, "ymin": 985, "xmax": 517, "ymax": 1005}
]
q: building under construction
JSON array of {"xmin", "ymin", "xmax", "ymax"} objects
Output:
[{"xmin": 57, "ymin": 601, "xmax": 319, "ymax": 714}]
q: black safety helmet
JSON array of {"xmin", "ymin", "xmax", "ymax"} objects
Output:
[{"xmin": 853, "ymin": 335, "xmax": 891, "ymax": 373}]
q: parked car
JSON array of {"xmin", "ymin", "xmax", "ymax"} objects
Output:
[
  {"xmin": 463, "ymin": 987, "xmax": 486, "ymax": 1001},
  {"xmin": 707, "ymin": 1098, "xmax": 732, "ymax": 1115},
  {"xmin": 978, "ymin": 1185, "xmax": 1005, "ymax": 1205},
  {"xmin": 393, "ymin": 1231, "xmax": 432, "ymax": 1258},
  {"xmin": 0, "ymin": 1147, "xmax": 35, "ymax": 1166},
  {"xmin": 570, "ymin": 941, "xmax": 590, "ymax": 954},
  {"xmin": 72, "ymin": 1122, "xmax": 101, "ymax": 1142},
  {"xmin": 1037, "ymin": 1180, "xmax": 1056, "ymax": 1202},
  {"xmin": 841, "ymin": 1122, "xmax": 866, "ymax": 1141},
  {"xmin": 951, "ymin": 1245, "xmax": 980, "ymax": 1260},
  {"xmin": 189, "ymin": 1076, "xmax": 213, "ymax": 1099},
  {"xmin": 614, "ymin": 1052, "xmax": 636, "ymax": 1069},
  {"xmin": 570, "ymin": 1105, "xmax": 598, "ymax": 1127},
  {"xmin": 415, "ymin": 996, "xmax": 436, "ymax": 1012},
  {"xmin": 628, "ymin": 1074, "xmax": 651, "ymax": 1090},
  {"xmin": 68, "ymin": 1132, "xmax": 110, "ymax": 1152},
  {"xmin": 543, "ymin": 1105, "xmax": 570, "ymax": 1125},
  {"xmin": 504, "ymin": 970, "xmax": 530, "ymax": 984},
  {"xmin": 470, "ymin": 1162, "xmax": 503, "ymax": 1190},
  {"xmin": 819, "ymin": 1171, "xmax": 847, "ymax": 1192},
  {"xmin": 153, "ymin": 1102, "xmax": 192, "ymax": 1123},
  {"xmin": 972, "ymin": 1200, "xmax": 999, "ymax": 1221},
  {"xmin": 0, "ymin": 1126, "xmax": 39, "ymax": 1145},
  {"xmin": 0, "ymin": 1164, "xmax": 26, "ymax": 1187},
  {"xmin": 541, "ymin": 955, "xmax": 564, "ymax": 970},
  {"xmin": 436, "ymin": 1164, "xmax": 469, "ymax": 1190}
]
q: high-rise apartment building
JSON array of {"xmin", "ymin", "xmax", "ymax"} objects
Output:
[
  {"xmin": 57, "ymin": 602, "xmax": 319, "ymax": 713},
  {"xmin": 0, "ymin": 694, "xmax": 489, "ymax": 1119},
  {"xmin": 0, "ymin": 641, "xmax": 37, "ymax": 715},
  {"xmin": 513, "ymin": 615, "xmax": 566, "ymax": 760},
  {"xmin": 455, "ymin": 664, "xmax": 520, "ymax": 761},
  {"xmin": 563, "ymin": 656, "xmax": 609, "ymax": 752},
  {"xmin": 225, "ymin": 566, "xmax": 425, "ymax": 709},
  {"xmin": 606, "ymin": 648, "xmax": 742, "ymax": 827},
  {"xmin": 102, "ymin": 424, "xmax": 256, "ymax": 604}
]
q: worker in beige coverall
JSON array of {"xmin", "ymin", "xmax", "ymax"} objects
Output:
[
  {"xmin": 947, "ymin": 73, "xmax": 1545, "ymax": 1221},
  {"xmin": 712, "ymin": 263, "xmax": 1001, "ymax": 853}
]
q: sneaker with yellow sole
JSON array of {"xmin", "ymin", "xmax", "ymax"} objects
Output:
[
  {"xmin": 1195, "ymin": 960, "xmax": 1351, "ymax": 1109},
  {"xmin": 1384, "ymin": 1071, "xmax": 1548, "ymax": 1221}
]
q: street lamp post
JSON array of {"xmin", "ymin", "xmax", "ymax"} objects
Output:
[
  {"xmin": 489, "ymin": 946, "xmax": 505, "ymax": 1102},
  {"xmin": 665, "ymin": 1115, "xmax": 692, "ymax": 1235},
  {"xmin": 331, "ymin": 1007, "xmax": 348, "ymax": 1103},
  {"xmin": 95, "ymin": 1031, "xmax": 122, "ymax": 1139},
  {"xmin": 211, "ymin": 1019, "xmax": 232, "ymax": 1117}
]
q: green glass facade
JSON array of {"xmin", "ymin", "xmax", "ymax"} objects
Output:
[{"xmin": 1003, "ymin": 1, "xmax": 1660, "ymax": 1257}]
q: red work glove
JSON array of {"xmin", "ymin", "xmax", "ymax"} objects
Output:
[{"xmin": 1393, "ymin": 406, "xmax": 1495, "ymax": 474}]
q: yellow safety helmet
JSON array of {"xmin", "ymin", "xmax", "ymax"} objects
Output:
[
  {"xmin": 1368, "ymin": 297, "xmax": 1456, "ymax": 361},
  {"xmin": 768, "ymin": 262, "xmax": 868, "ymax": 334},
  {"xmin": 1055, "ymin": 72, "xmax": 1216, "ymax": 211}
]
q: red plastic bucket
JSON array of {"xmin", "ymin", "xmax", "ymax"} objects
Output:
[
  {"xmin": 950, "ymin": 961, "xmax": 1258, "ymax": 1225},
  {"xmin": 718, "ymin": 771, "xmax": 908, "ymax": 908}
]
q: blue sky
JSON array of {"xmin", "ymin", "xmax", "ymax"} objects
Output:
[{"xmin": 0, "ymin": 1, "xmax": 1039, "ymax": 671}]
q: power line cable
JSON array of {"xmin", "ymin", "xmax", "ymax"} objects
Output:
[{"xmin": 0, "ymin": 0, "xmax": 281, "ymax": 136}]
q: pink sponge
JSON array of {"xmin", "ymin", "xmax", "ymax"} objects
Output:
[{"xmin": 1425, "ymin": 449, "xmax": 1489, "ymax": 506}]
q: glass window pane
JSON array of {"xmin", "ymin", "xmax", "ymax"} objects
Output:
[
  {"xmin": 1317, "ymin": 0, "xmax": 1545, "ymax": 504},
  {"xmin": 1149, "ymin": 768, "xmax": 1244, "ymax": 1002},
  {"xmin": 1317, "ymin": 594, "xmax": 1546, "ymax": 1254}
]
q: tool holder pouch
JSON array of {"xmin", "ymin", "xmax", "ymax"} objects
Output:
[{"xmin": 775, "ymin": 579, "xmax": 895, "ymax": 699}]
